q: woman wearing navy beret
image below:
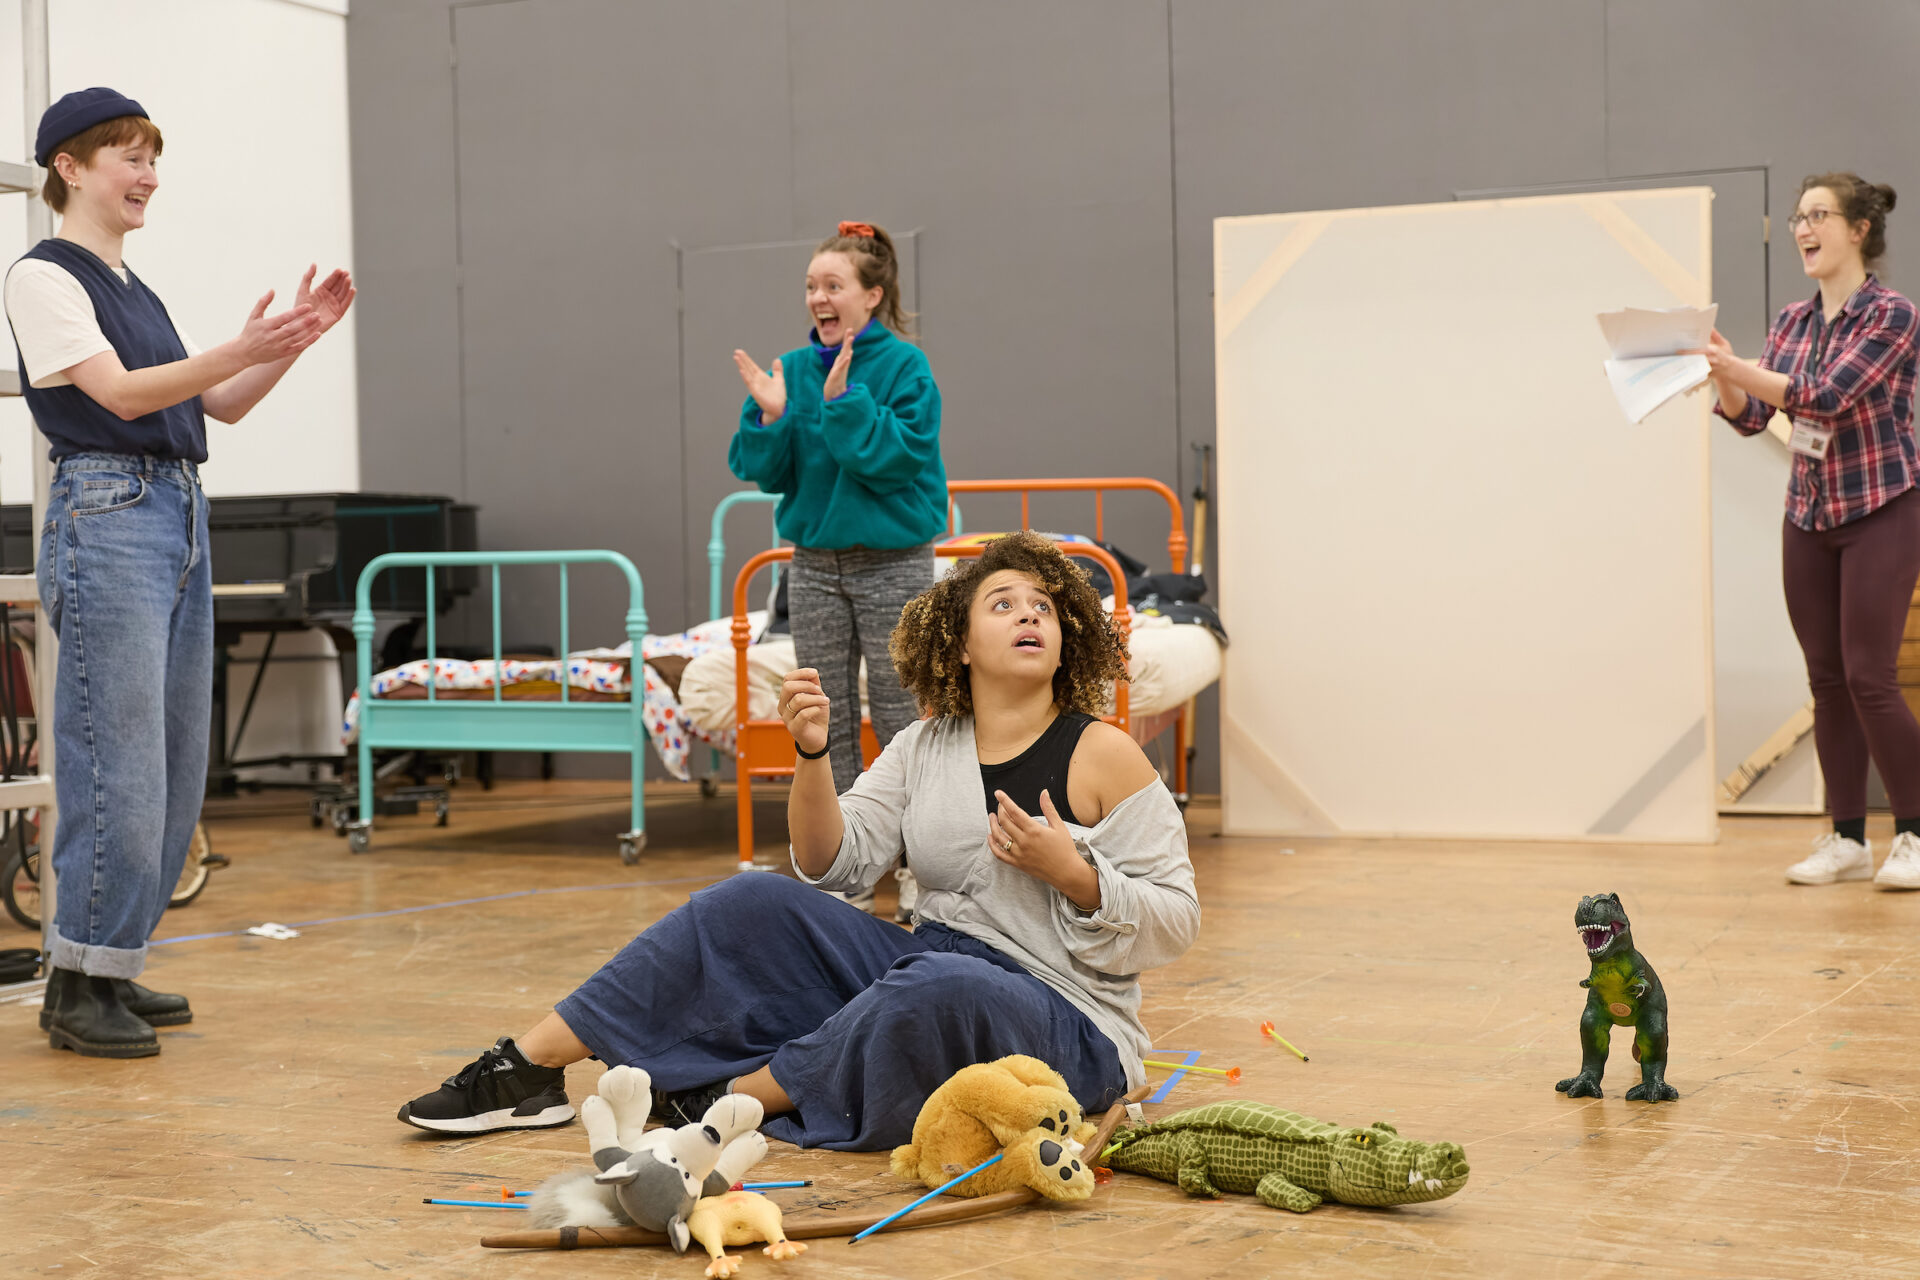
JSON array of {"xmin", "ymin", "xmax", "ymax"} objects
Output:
[{"xmin": 3, "ymin": 88, "xmax": 354, "ymax": 1057}]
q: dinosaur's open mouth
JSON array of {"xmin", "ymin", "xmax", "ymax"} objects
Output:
[{"xmin": 1579, "ymin": 921, "xmax": 1626, "ymax": 953}]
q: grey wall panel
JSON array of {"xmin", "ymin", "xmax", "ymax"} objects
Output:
[
  {"xmin": 1168, "ymin": 0, "xmax": 1609, "ymax": 470},
  {"xmin": 788, "ymin": 0, "xmax": 1180, "ymax": 570},
  {"xmin": 1605, "ymin": 0, "xmax": 1920, "ymax": 308},
  {"xmin": 450, "ymin": 0, "xmax": 792, "ymax": 775},
  {"xmin": 346, "ymin": 0, "xmax": 465, "ymax": 495}
]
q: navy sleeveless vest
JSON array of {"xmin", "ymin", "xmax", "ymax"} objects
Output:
[{"xmin": 7, "ymin": 238, "xmax": 206, "ymax": 462}]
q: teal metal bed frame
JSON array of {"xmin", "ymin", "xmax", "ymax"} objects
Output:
[{"xmin": 347, "ymin": 550, "xmax": 651, "ymax": 862}]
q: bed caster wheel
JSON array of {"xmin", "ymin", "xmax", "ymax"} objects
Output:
[
  {"xmin": 700, "ymin": 777, "xmax": 719, "ymax": 800},
  {"xmin": 435, "ymin": 798, "xmax": 450, "ymax": 827},
  {"xmin": 347, "ymin": 824, "xmax": 372, "ymax": 854},
  {"xmin": 618, "ymin": 832, "xmax": 645, "ymax": 865}
]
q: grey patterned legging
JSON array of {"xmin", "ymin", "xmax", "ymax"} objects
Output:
[{"xmin": 787, "ymin": 544, "xmax": 935, "ymax": 794}]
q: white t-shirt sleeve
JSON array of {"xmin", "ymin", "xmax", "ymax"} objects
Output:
[
  {"xmin": 5, "ymin": 259, "xmax": 112, "ymax": 388},
  {"xmin": 3, "ymin": 258, "xmax": 201, "ymax": 389}
]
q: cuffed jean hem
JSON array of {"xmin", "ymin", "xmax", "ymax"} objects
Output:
[{"xmin": 48, "ymin": 933, "xmax": 146, "ymax": 978}]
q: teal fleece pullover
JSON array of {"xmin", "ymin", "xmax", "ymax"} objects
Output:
[{"xmin": 727, "ymin": 322, "xmax": 947, "ymax": 549}]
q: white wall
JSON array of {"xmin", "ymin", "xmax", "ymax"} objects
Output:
[{"xmin": 0, "ymin": 0, "xmax": 358, "ymax": 503}]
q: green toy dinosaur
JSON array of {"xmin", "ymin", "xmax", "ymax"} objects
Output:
[
  {"xmin": 1100, "ymin": 1101, "xmax": 1469, "ymax": 1212},
  {"xmin": 1555, "ymin": 892, "xmax": 1677, "ymax": 1103}
]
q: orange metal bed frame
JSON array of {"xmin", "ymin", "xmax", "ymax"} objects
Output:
[{"xmin": 729, "ymin": 477, "xmax": 1190, "ymax": 869}]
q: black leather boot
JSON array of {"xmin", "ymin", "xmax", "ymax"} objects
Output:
[
  {"xmin": 41, "ymin": 976, "xmax": 192, "ymax": 1028},
  {"xmin": 43, "ymin": 968, "xmax": 161, "ymax": 1058},
  {"xmin": 114, "ymin": 980, "xmax": 192, "ymax": 1027}
]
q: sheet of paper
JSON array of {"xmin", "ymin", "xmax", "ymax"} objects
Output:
[
  {"xmin": 1604, "ymin": 354, "xmax": 1712, "ymax": 425},
  {"xmin": 1596, "ymin": 304, "xmax": 1718, "ymax": 423}
]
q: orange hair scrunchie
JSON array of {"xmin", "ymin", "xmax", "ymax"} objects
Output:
[{"xmin": 837, "ymin": 221, "xmax": 877, "ymax": 240}]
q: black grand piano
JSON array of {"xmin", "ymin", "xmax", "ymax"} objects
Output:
[{"xmin": 1, "ymin": 493, "xmax": 478, "ymax": 792}]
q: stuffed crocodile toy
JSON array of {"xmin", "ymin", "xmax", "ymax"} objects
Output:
[
  {"xmin": 1101, "ymin": 1101, "xmax": 1468, "ymax": 1212},
  {"xmin": 1555, "ymin": 892, "xmax": 1677, "ymax": 1103}
]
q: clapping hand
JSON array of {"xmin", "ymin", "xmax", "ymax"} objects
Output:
[
  {"xmin": 734, "ymin": 350, "xmax": 788, "ymax": 423},
  {"xmin": 822, "ymin": 336, "xmax": 853, "ymax": 401},
  {"xmin": 234, "ymin": 290, "xmax": 320, "ymax": 366},
  {"xmin": 295, "ymin": 265, "xmax": 356, "ymax": 335}
]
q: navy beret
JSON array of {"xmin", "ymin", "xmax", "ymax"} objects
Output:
[{"xmin": 35, "ymin": 87, "xmax": 148, "ymax": 167}]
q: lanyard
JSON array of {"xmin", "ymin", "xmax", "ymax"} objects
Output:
[{"xmin": 1797, "ymin": 306, "xmax": 1845, "ymax": 512}]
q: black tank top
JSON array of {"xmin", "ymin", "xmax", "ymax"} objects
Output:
[{"xmin": 980, "ymin": 712, "xmax": 1096, "ymax": 827}]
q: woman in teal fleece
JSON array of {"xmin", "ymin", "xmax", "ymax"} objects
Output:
[{"xmin": 730, "ymin": 222, "xmax": 947, "ymax": 914}]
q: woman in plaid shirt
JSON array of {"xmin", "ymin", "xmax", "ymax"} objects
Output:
[{"xmin": 1699, "ymin": 173, "xmax": 1920, "ymax": 891}]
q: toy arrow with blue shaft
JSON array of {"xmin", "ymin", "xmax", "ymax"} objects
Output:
[{"xmin": 848, "ymin": 1154, "xmax": 1003, "ymax": 1244}]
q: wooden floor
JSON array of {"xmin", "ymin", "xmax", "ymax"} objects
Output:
[{"xmin": 3, "ymin": 781, "xmax": 1917, "ymax": 1279}]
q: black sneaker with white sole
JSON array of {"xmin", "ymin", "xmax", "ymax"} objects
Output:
[{"xmin": 396, "ymin": 1036, "xmax": 575, "ymax": 1134}]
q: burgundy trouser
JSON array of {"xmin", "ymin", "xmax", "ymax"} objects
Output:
[{"xmin": 1783, "ymin": 488, "xmax": 1920, "ymax": 821}]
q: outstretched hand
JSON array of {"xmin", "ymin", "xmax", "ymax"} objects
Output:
[
  {"xmin": 734, "ymin": 350, "xmax": 788, "ymax": 423},
  {"xmin": 295, "ymin": 265, "xmax": 356, "ymax": 335},
  {"xmin": 234, "ymin": 290, "xmax": 321, "ymax": 367}
]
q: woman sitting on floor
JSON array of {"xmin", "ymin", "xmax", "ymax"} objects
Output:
[{"xmin": 396, "ymin": 531, "xmax": 1200, "ymax": 1150}]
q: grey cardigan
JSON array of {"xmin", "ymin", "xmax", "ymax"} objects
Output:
[{"xmin": 792, "ymin": 715, "xmax": 1200, "ymax": 1088}]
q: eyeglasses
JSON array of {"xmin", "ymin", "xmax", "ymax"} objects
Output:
[{"xmin": 1787, "ymin": 208, "xmax": 1841, "ymax": 230}]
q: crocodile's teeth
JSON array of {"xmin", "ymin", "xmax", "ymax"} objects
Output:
[
  {"xmin": 1407, "ymin": 1170, "xmax": 1420, "ymax": 1184},
  {"xmin": 1425, "ymin": 1179, "xmax": 1443, "ymax": 1191}
]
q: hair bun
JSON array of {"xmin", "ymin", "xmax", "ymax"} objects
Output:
[{"xmin": 1878, "ymin": 184, "xmax": 1898, "ymax": 213}]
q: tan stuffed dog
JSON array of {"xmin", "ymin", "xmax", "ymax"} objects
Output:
[{"xmin": 890, "ymin": 1055, "xmax": 1099, "ymax": 1201}]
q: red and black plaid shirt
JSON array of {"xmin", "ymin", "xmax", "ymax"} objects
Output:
[{"xmin": 1716, "ymin": 276, "xmax": 1920, "ymax": 531}]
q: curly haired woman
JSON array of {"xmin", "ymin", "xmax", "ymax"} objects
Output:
[{"xmin": 395, "ymin": 533, "xmax": 1199, "ymax": 1150}]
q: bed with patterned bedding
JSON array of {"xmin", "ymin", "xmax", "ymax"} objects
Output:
[{"xmin": 343, "ymin": 617, "xmax": 740, "ymax": 784}]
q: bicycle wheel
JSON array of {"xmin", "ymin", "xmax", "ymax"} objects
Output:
[
  {"xmin": 3, "ymin": 843, "xmax": 40, "ymax": 931},
  {"xmin": 168, "ymin": 823, "xmax": 212, "ymax": 909}
]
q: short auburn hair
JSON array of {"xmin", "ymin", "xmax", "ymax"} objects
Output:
[
  {"xmin": 42, "ymin": 115, "xmax": 164, "ymax": 214},
  {"xmin": 891, "ymin": 531, "xmax": 1130, "ymax": 719}
]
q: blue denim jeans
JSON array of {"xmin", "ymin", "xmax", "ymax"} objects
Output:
[
  {"xmin": 554, "ymin": 873, "xmax": 1129, "ymax": 1151},
  {"xmin": 37, "ymin": 453, "xmax": 211, "ymax": 978}
]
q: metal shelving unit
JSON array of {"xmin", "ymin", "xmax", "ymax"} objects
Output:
[{"xmin": 5, "ymin": 0, "xmax": 60, "ymax": 954}]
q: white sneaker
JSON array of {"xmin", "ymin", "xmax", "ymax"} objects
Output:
[
  {"xmin": 894, "ymin": 866, "xmax": 920, "ymax": 923},
  {"xmin": 1873, "ymin": 831, "xmax": 1920, "ymax": 891},
  {"xmin": 1786, "ymin": 832, "xmax": 1874, "ymax": 885}
]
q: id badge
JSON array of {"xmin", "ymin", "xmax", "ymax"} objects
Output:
[{"xmin": 1787, "ymin": 419, "xmax": 1834, "ymax": 459}]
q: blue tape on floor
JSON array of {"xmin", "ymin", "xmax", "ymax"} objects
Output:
[
  {"xmin": 150, "ymin": 873, "xmax": 727, "ymax": 947},
  {"xmin": 1145, "ymin": 1048, "xmax": 1202, "ymax": 1104}
]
